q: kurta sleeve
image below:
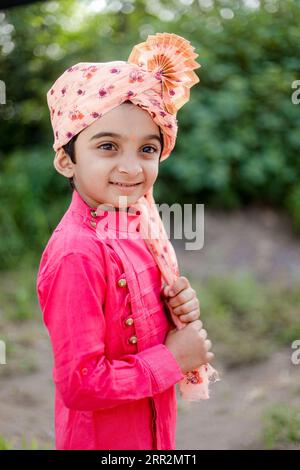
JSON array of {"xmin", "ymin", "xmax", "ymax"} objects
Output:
[{"xmin": 37, "ymin": 251, "xmax": 184, "ymax": 411}]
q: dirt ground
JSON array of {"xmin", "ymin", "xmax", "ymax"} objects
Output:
[
  {"xmin": 1, "ymin": 206, "xmax": 300, "ymax": 449},
  {"xmin": 176, "ymin": 348, "xmax": 299, "ymax": 450},
  {"xmin": 173, "ymin": 205, "xmax": 300, "ymax": 285}
]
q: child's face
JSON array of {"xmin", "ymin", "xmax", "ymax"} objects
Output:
[{"xmin": 58, "ymin": 102, "xmax": 162, "ymax": 209}]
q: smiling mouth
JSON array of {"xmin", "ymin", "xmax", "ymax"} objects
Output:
[{"xmin": 109, "ymin": 182, "xmax": 142, "ymax": 187}]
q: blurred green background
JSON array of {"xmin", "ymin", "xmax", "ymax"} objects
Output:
[
  {"xmin": 0, "ymin": 0, "xmax": 300, "ymax": 450},
  {"xmin": 0, "ymin": 0, "xmax": 300, "ymax": 270}
]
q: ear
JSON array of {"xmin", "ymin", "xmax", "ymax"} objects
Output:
[{"xmin": 53, "ymin": 148, "xmax": 74, "ymax": 178}]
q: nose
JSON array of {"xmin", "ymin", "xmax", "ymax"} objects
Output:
[{"xmin": 117, "ymin": 153, "xmax": 143, "ymax": 176}]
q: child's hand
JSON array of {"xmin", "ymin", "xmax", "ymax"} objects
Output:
[{"xmin": 162, "ymin": 276, "xmax": 200, "ymax": 324}]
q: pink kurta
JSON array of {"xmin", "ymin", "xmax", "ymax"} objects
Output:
[{"xmin": 36, "ymin": 190, "xmax": 185, "ymax": 450}]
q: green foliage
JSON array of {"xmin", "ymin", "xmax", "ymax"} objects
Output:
[
  {"xmin": 0, "ymin": 266, "xmax": 42, "ymax": 322},
  {"xmin": 285, "ymin": 184, "xmax": 300, "ymax": 235},
  {"xmin": 159, "ymin": 0, "xmax": 300, "ymax": 213},
  {"xmin": 0, "ymin": 147, "xmax": 70, "ymax": 270},
  {"xmin": 1, "ymin": 0, "xmax": 300, "ymax": 266},
  {"xmin": 262, "ymin": 404, "xmax": 300, "ymax": 449}
]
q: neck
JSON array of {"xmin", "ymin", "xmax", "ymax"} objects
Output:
[
  {"xmin": 75, "ymin": 189, "xmax": 132, "ymax": 212},
  {"xmin": 98, "ymin": 203, "xmax": 131, "ymax": 213}
]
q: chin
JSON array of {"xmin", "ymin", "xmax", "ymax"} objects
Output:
[{"xmin": 116, "ymin": 194, "xmax": 141, "ymax": 205}]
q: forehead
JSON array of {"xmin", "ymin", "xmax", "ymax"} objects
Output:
[{"xmin": 81, "ymin": 102, "xmax": 161, "ymax": 140}]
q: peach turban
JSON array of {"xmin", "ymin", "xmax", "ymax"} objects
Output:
[{"xmin": 47, "ymin": 32, "xmax": 219, "ymax": 401}]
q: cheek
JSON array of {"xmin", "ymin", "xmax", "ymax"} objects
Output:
[
  {"xmin": 80, "ymin": 155, "xmax": 111, "ymax": 179},
  {"xmin": 144, "ymin": 161, "xmax": 159, "ymax": 182}
]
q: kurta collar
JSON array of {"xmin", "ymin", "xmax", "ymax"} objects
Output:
[{"xmin": 69, "ymin": 189, "xmax": 141, "ymax": 233}]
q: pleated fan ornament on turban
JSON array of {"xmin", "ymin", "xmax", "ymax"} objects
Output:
[{"xmin": 47, "ymin": 32, "xmax": 220, "ymax": 401}]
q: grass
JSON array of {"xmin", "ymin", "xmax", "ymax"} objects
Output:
[
  {"xmin": 0, "ymin": 266, "xmax": 43, "ymax": 377},
  {"xmin": 0, "ymin": 434, "xmax": 52, "ymax": 450},
  {"xmin": 0, "ymin": 436, "xmax": 13, "ymax": 450},
  {"xmin": 191, "ymin": 271, "xmax": 300, "ymax": 367},
  {"xmin": 262, "ymin": 404, "xmax": 300, "ymax": 449},
  {"xmin": 0, "ymin": 266, "xmax": 40, "ymax": 322},
  {"xmin": 0, "ymin": 329, "xmax": 41, "ymax": 377}
]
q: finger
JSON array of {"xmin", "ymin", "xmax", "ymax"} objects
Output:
[
  {"xmin": 204, "ymin": 339, "xmax": 212, "ymax": 351},
  {"xmin": 206, "ymin": 352, "xmax": 215, "ymax": 363},
  {"xmin": 191, "ymin": 319, "xmax": 202, "ymax": 330},
  {"xmin": 172, "ymin": 298, "xmax": 199, "ymax": 316},
  {"xmin": 178, "ymin": 310, "xmax": 201, "ymax": 323},
  {"xmin": 168, "ymin": 288, "xmax": 198, "ymax": 308},
  {"xmin": 168, "ymin": 276, "xmax": 190, "ymax": 297},
  {"xmin": 199, "ymin": 328, "xmax": 207, "ymax": 340},
  {"xmin": 162, "ymin": 284, "xmax": 171, "ymax": 297}
]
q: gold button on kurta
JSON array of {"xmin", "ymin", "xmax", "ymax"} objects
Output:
[
  {"xmin": 117, "ymin": 278, "xmax": 127, "ymax": 287},
  {"xmin": 128, "ymin": 336, "xmax": 137, "ymax": 345},
  {"xmin": 90, "ymin": 220, "xmax": 97, "ymax": 228},
  {"xmin": 124, "ymin": 317, "xmax": 134, "ymax": 326},
  {"xmin": 90, "ymin": 210, "xmax": 97, "ymax": 218}
]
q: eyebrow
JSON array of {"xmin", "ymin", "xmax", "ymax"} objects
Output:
[{"xmin": 89, "ymin": 132, "xmax": 162, "ymax": 145}]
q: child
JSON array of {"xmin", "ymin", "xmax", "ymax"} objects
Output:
[{"xmin": 36, "ymin": 32, "xmax": 216, "ymax": 451}]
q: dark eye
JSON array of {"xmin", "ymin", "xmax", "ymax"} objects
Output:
[
  {"xmin": 97, "ymin": 143, "xmax": 115, "ymax": 150},
  {"xmin": 143, "ymin": 146, "xmax": 157, "ymax": 153}
]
